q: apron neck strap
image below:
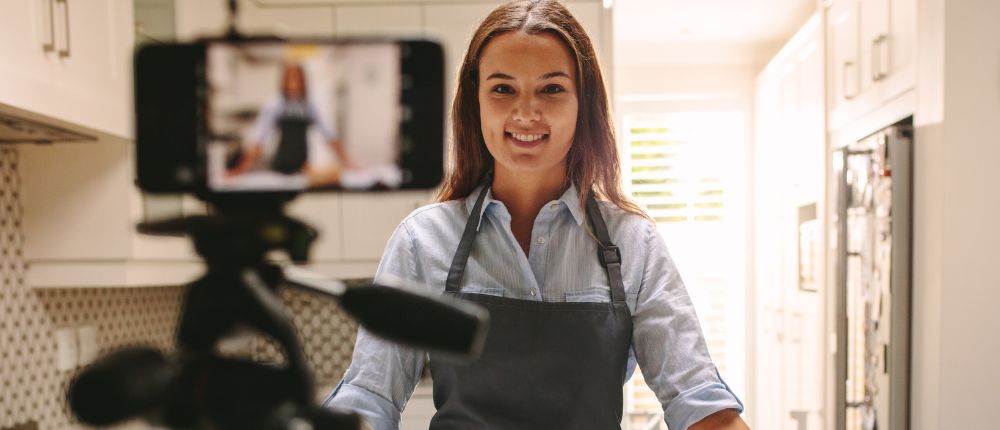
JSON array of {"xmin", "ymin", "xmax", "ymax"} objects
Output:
[
  {"xmin": 445, "ymin": 176, "xmax": 628, "ymax": 304},
  {"xmin": 585, "ymin": 194, "xmax": 627, "ymax": 303},
  {"xmin": 445, "ymin": 171, "xmax": 493, "ymax": 292}
]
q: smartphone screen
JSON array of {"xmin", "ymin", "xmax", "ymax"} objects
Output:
[{"xmin": 204, "ymin": 41, "xmax": 404, "ymax": 192}]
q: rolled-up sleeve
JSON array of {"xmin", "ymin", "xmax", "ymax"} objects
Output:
[
  {"xmin": 631, "ymin": 223, "xmax": 744, "ymax": 430},
  {"xmin": 323, "ymin": 223, "xmax": 426, "ymax": 430}
]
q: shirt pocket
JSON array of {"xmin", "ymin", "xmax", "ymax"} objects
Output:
[
  {"xmin": 460, "ymin": 284, "xmax": 505, "ymax": 297},
  {"xmin": 564, "ymin": 286, "xmax": 612, "ymax": 303}
]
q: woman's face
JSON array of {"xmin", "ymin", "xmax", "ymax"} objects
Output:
[
  {"xmin": 283, "ymin": 64, "xmax": 305, "ymax": 99},
  {"xmin": 478, "ymin": 31, "xmax": 578, "ymax": 178}
]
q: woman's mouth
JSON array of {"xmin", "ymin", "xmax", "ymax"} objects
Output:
[{"xmin": 506, "ymin": 131, "xmax": 549, "ymax": 148}]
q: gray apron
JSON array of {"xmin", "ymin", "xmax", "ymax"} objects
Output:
[{"xmin": 428, "ymin": 178, "xmax": 634, "ymax": 429}]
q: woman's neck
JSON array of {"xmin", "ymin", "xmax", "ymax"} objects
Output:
[{"xmin": 491, "ymin": 163, "xmax": 568, "ymax": 254}]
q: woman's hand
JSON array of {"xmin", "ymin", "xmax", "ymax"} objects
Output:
[
  {"xmin": 302, "ymin": 163, "xmax": 341, "ymax": 187},
  {"xmin": 689, "ymin": 408, "xmax": 751, "ymax": 430},
  {"xmin": 226, "ymin": 145, "xmax": 263, "ymax": 177}
]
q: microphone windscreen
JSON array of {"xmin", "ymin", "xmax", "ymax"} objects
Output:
[
  {"xmin": 340, "ymin": 285, "xmax": 488, "ymax": 359},
  {"xmin": 68, "ymin": 347, "xmax": 172, "ymax": 426}
]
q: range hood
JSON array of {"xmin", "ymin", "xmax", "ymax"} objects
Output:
[{"xmin": 0, "ymin": 112, "xmax": 96, "ymax": 144}]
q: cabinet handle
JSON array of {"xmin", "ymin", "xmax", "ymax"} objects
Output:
[
  {"xmin": 843, "ymin": 61, "xmax": 857, "ymax": 100},
  {"xmin": 56, "ymin": 0, "xmax": 70, "ymax": 58},
  {"xmin": 876, "ymin": 34, "xmax": 889, "ymax": 80},
  {"xmin": 42, "ymin": 0, "xmax": 55, "ymax": 52},
  {"xmin": 871, "ymin": 37, "xmax": 880, "ymax": 82}
]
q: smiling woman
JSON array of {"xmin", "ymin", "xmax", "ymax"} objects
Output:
[{"xmin": 323, "ymin": 1, "xmax": 750, "ymax": 429}]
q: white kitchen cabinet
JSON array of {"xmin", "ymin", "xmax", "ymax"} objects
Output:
[
  {"xmin": 286, "ymin": 193, "xmax": 343, "ymax": 261},
  {"xmin": 0, "ymin": 0, "xmax": 134, "ymax": 139},
  {"xmin": 18, "ymin": 141, "xmax": 204, "ymax": 288},
  {"xmin": 174, "ymin": 0, "xmax": 333, "ymax": 39},
  {"xmin": 340, "ymin": 190, "xmax": 435, "ymax": 261},
  {"xmin": 826, "ymin": 0, "xmax": 858, "ymax": 123},
  {"xmin": 334, "ymin": 5, "xmax": 423, "ymax": 38},
  {"xmin": 826, "ymin": 0, "xmax": 916, "ymax": 131},
  {"xmin": 238, "ymin": 0, "xmax": 334, "ymax": 37},
  {"xmin": 753, "ymin": 14, "xmax": 827, "ymax": 430}
]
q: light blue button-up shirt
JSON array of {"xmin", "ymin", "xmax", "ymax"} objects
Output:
[{"xmin": 324, "ymin": 184, "xmax": 743, "ymax": 430}]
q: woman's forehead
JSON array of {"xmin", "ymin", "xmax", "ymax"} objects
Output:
[{"xmin": 479, "ymin": 31, "xmax": 575, "ymax": 80}]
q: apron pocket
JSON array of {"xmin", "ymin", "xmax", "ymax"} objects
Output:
[
  {"xmin": 459, "ymin": 285, "xmax": 505, "ymax": 297},
  {"xmin": 564, "ymin": 287, "xmax": 611, "ymax": 303}
]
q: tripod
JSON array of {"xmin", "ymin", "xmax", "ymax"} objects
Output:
[
  {"xmin": 69, "ymin": 195, "xmax": 487, "ymax": 429},
  {"xmin": 69, "ymin": 199, "xmax": 361, "ymax": 429}
]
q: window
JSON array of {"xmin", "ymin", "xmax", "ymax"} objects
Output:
[{"xmin": 621, "ymin": 111, "xmax": 748, "ymax": 429}]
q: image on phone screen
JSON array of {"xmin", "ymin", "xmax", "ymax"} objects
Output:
[{"xmin": 205, "ymin": 41, "xmax": 403, "ymax": 192}]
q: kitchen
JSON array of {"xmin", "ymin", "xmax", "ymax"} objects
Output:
[{"xmin": 0, "ymin": 0, "xmax": 997, "ymax": 429}]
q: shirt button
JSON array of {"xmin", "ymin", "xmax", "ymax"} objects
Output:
[
  {"xmin": 530, "ymin": 289, "xmax": 537, "ymax": 296},
  {"xmin": 537, "ymin": 236, "xmax": 546, "ymax": 244},
  {"xmin": 550, "ymin": 204, "xmax": 559, "ymax": 210}
]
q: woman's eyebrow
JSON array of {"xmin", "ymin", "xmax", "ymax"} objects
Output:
[
  {"xmin": 486, "ymin": 72, "xmax": 515, "ymax": 80},
  {"xmin": 484, "ymin": 71, "xmax": 571, "ymax": 81},
  {"xmin": 540, "ymin": 71, "xmax": 570, "ymax": 80}
]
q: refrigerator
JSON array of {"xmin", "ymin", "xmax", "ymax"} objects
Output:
[{"xmin": 832, "ymin": 120, "xmax": 913, "ymax": 430}]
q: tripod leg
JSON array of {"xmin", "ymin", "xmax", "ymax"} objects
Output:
[{"xmin": 239, "ymin": 267, "xmax": 316, "ymax": 404}]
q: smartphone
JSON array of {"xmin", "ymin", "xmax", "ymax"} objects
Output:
[{"xmin": 134, "ymin": 38, "xmax": 444, "ymax": 194}]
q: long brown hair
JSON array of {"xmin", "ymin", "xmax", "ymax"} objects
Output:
[{"xmin": 435, "ymin": 0, "xmax": 647, "ymax": 219}]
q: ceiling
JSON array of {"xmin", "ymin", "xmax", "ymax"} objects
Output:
[{"xmin": 613, "ymin": 0, "xmax": 818, "ymax": 66}]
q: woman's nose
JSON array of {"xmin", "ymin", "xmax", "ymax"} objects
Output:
[{"xmin": 512, "ymin": 95, "xmax": 541, "ymax": 124}]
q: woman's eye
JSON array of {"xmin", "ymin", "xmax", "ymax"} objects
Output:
[
  {"xmin": 492, "ymin": 84, "xmax": 514, "ymax": 94},
  {"xmin": 542, "ymin": 84, "xmax": 565, "ymax": 94}
]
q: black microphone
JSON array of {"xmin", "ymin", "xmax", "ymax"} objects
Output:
[
  {"xmin": 68, "ymin": 347, "xmax": 173, "ymax": 426},
  {"xmin": 341, "ymin": 284, "xmax": 489, "ymax": 359},
  {"xmin": 282, "ymin": 267, "xmax": 489, "ymax": 359}
]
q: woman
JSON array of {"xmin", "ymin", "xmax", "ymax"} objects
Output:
[
  {"xmin": 325, "ymin": 1, "xmax": 749, "ymax": 429},
  {"xmin": 227, "ymin": 61, "xmax": 349, "ymax": 186}
]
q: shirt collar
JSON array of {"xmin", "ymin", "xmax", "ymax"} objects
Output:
[{"xmin": 464, "ymin": 183, "xmax": 585, "ymax": 230}]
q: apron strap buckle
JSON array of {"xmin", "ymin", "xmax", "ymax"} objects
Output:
[{"xmin": 598, "ymin": 245, "xmax": 621, "ymax": 266}]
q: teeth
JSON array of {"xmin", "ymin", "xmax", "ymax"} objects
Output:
[{"xmin": 510, "ymin": 133, "xmax": 545, "ymax": 142}]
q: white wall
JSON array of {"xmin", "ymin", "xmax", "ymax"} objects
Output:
[{"xmin": 912, "ymin": 0, "xmax": 1000, "ymax": 428}]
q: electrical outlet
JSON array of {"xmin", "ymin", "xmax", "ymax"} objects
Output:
[
  {"xmin": 78, "ymin": 325, "xmax": 99, "ymax": 365},
  {"xmin": 54, "ymin": 327, "xmax": 78, "ymax": 371}
]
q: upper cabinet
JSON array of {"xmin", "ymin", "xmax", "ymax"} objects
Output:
[
  {"xmin": 826, "ymin": 0, "xmax": 916, "ymax": 131},
  {"xmin": 0, "ymin": 0, "xmax": 134, "ymax": 139}
]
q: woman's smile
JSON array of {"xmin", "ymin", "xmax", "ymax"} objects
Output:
[{"xmin": 506, "ymin": 130, "xmax": 550, "ymax": 148}]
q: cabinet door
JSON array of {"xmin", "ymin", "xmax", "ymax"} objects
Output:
[
  {"xmin": 424, "ymin": 2, "xmax": 498, "ymax": 146},
  {"xmin": 340, "ymin": 191, "xmax": 433, "ymax": 261},
  {"xmin": 174, "ymin": 0, "xmax": 227, "ymax": 39},
  {"xmin": 881, "ymin": 0, "xmax": 916, "ymax": 101},
  {"xmin": 859, "ymin": 0, "xmax": 888, "ymax": 95},
  {"xmin": 287, "ymin": 194, "xmax": 343, "ymax": 261},
  {"xmin": 47, "ymin": 0, "xmax": 133, "ymax": 137},
  {"xmin": 564, "ymin": 2, "xmax": 606, "ymax": 69},
  {"xmin": 0, "ymin": 0, "xmax": 54, "ymax": 98},
  {"xmin": 826, "ymin": 0, "xmax": 860, "ymax": 130},
  {"xmin": 333, "ymin": 5, "xmax": 423, "ymax": 37},
  {"xmin": 238, "ymin": 0, "xmax": 334, "ymax": 37}
]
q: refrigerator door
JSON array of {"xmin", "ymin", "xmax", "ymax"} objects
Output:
[{"xmin": 835, "ymin": 122, "xmax": 912, "ymax": 430}]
